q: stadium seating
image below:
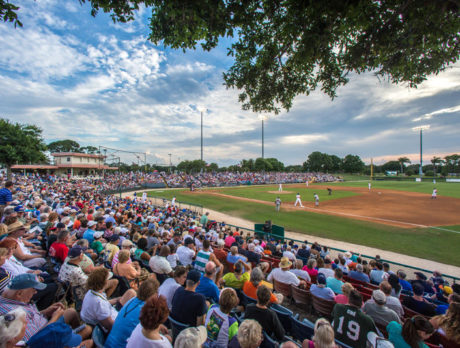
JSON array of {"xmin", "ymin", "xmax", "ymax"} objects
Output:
[
  {"xmin": 311, "ymin": 294, "xmax": 335, "ymax": 319},
  {"xmin": 291, "ymin": 285, "xmax": 312, "ymax": 311},
  {"xmin": 290, "ymin": 316, "xmax": 314, "ymax": 342},
  {"xmin": 270, "ymin": 303, "xmax": 293, "ymax": 334},
  {"xmin": 167, "ymin": 316, "xmax": 190, "ymax": 343},
  {"xmin": 92, "ymin": 325, "xmax": 107, "ymax": 348},
  {"xmin": 273, "ymin": 279, "xmax": 292, "ymax": 300}
]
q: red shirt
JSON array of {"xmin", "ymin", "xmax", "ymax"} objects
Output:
[{"xmin": 49, "ymin": 242, "xmax": 69, "ymax": 263}]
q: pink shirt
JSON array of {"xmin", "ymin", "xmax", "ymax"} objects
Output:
[{"xmin": 224, "ymin": 236, "xmax": 235, "ymax": 248}]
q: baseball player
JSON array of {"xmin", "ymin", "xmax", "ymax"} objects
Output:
[
  {"xmin": 306, "ymin": 180, "xmax": 309, "ymax": 187},
  {"xmin": 432, "ymin": 188, "xmax": 437, "ymax": 199},
  {"xmin": 368, "ymin": 182, "xmax": 371, "ymax": 191},
  {"xmin": 171, "ymin": 196, "xmax": 176, "ymax": 207},
  {"xmin": 275, "ymin": 197, "xmax": 281, "ymax": 211},
  {"xmin": 278, "ymin": 182, "xmax": 283, "ymax": 192},
  {"xmin": 314, "ymin": 193, "xmax": 319, "ymax": 207},
  {"xmin": 294, "ymin": 193, "xmax": 304, "ymax": 207},
  {"xmin": 141, "ymin": 192, "xmax": 147, "ymax": 203}
]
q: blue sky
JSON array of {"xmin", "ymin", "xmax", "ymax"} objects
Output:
[{"xmin": 1, "ymin": 0, "xmax": 459, "ymax": 167}]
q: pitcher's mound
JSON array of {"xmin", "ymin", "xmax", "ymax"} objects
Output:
[{"xmin": 267, "ymin": 191, "xmax": 294, "ymax": 194}]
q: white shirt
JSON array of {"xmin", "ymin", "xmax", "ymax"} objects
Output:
[
  {"xmin": 318, "ymin": 267, "xmax": 334, "ymax": 279},
  {"xmin": 176, "ymin": 246, "xmax": 195, "ymax": 266},
  {"xmin": 158, "ymin": 278, "xmax": 181, "ymax": 310},
  {"xmin": 291, "ymin": 269, "xmax": 311, "ymax": 282},
  {"xmin": 127, "ymin": 324, "xmax": 172, "ymax": 348},
  {"xmin": 283, "ymin": 251, "xmax": 296, "ymax": 261},
  {"xmin": 149, "ymin": 256, "xmax": 172, "ymax": 275},
  {"xmin": 81, "ymin": 290, "xmax": 118, "ymax": 325},
  {"xmin": 296, "ymin": 194, "xmax": 301, "ymax": 200},
  {"xmin": 166, "ymin": 254, "xmax": 179, "ymax": 269},
  {"xmin": 267, "ymin": 268, "xmax": 300, "ymax": 286},
  {"xmin": 3, "ymin": 256, "xmax": 31, "ymax": 277}
]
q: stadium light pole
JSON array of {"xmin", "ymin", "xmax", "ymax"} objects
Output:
[
  {"xmin": 259, "ymin": 114, "xmax": 268, "ymax": 159},
  {"xmin": 197, "ymin": 106, "xmax": 207, "ymax": 162},
  {"xmin": 168, "ymin": 153, "xmax": 172, "ymax": 173},
  {"xmin": 412, "ymin": 125, "xmax": 430, "ymax": 176}
]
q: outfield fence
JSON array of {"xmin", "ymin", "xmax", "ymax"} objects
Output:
[{"xmin": 225, "ymin": 223, "xmax": 460, "ymax": 284}]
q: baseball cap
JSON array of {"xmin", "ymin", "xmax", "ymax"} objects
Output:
[
  {"xmin": 7, "ymin": 221, "xmax": 29, "ymax": 234},
  {"xmin": 317, "ymin": 273, "xmax": 327, "ymax": 285},
  {"xmin": 186, "ymin": 269, "xmax": 201, "ymax": 283},
  {"xmin": 93, "ymin": 231, "xmax": 103, "ymax": 239},
  {"xmin": 414, "ymin": 272, "xmax": 427, "ymax": 280},
  {"xmin": 87, "ymin": 221, "xmax": 97, "ymax": 227},
  {"xmin": 174, "ymin": 326, "xmax": 207, "ymax": 348},
  {"xmin": 9, "ymin": 273, "xmax": 46, "ymax": 291},
  {"xmin": 372, "ymin": 290, "xmax": 387, "ymax": 304},
  {"xmin": 27, "ymin": 322, "xmax": 82, "ymax": 348},
  {"xmin": 68, "ymin": 246, "xmax": 84, "ymax": 259},
  {"xmin": 367, "ymin": 331, "xmax": 394, "ymax": 348}
]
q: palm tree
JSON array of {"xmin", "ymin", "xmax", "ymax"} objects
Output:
[
  {"xmin": 431, "ymin": 156, "xmax": 443, "ymax": 177},
  {"xmin": 398, "ymin": 157, "xmax": 411, "ymax": 174}
]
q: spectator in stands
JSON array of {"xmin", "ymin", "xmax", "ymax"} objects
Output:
[
  {"xmin": 363, "ymin": 289, "xmax": 401, "ymax": 327},
  {"xmin": 412, "ymin": 272, "xmax": 435, "ymax": 295},
  {"xmin": 332, "ymin": 290, "xmax": 377, "ymax": 347},
  {"xmin": 291, "ymin": 259, "xmax": 311, "ymax": 282},
  {"xmin": 267, "ymin": 257, "xmax": 305, "ymax": 287},
  {"xmin": 304, "ymin": 318, "xmax": 338, "ymax": 348},
  {"xmin": 318, "ymin": 257, "xmax": 334, "ymax": 279},
  {"xmin": 174, "ymin": 326, "xmax": 208, "ymax": 348},
  {"xmin": 337, "ymin": 257, "xmax": 349, "ymax": 275},
  {"xmin": 104, "ymin": 234, "xmax": 120, "ymax": 265},
  {"xmin": 205, "ymin": 287, "xmax": 240, "ymax": 346},
  {"xmin": 80, "ymin": 267, "xmax": 136, "ymax": 331},
  {"xmin": 327, "ymin": 268, "xmax": 344, "ymax": 294},
  {"xmin": 0, "ymin": 307, "xmax": 27, "ymax": 348},
  {"xmin": 349, "ymin": 263, "xmax": 370, "ymax": 283},
  {"xmin": 380, "ymin": 281, "xmax": 404, "ymax": 318},
  {"xmin": 0, "ymin": 181, "xmax": 13, "ymax": 219},
  {"xmin": 0, "ymin": 273, "xmax": 90, "ymax": 343},
  {"xmin": 213, "ymin": 239, "xmax": 228, "ymax": 265},
  {"xmin": 334, "ymin": 282, "xmax": 354, "ymax": 305},
  {"xmin": 387, "ymin": 315, "xmax": 434, "ymax": 348},
  {"xmin": 150, "ymin": 245, "xmax": 174, "ymax": 283},
  {"xmin": 234, "ymin": 319, "xmax": 263, "ymax": 348},
  {"xmin": 177, "ymin": 238, "xmax": 196, "ymax": 266},
  {"xmin": 430, "ymin": 270, "xmax": 446, "ymax": 288},
  {"xmin": 8, "ymin": 222, "xmax": 46, "ymax": 269},
  {"xmin": 82, "ymin": 220, "xmax": 97, "ymax": 243},
  {"xmin": 126, "ymin": 294, "xmax": 172, "ymax": 348},
  {"xmin": 195, "ymin": 240, "xmax": 223, "ymax": 280},
  {"xmin": 387, "ymin": 273, "xmax": 402, "ymax": 298},
  {"xmin": 113, "ymin": 250, "xmax": 142, "ymax": 290},
  {"xmin": 159, "ymin": 266, "xmax": 187, "ymax": 310},
  {"xmin": 430, "ymin": 298, "xmax": 460, "ymax": 344},
  {"xmin": 370, "ymin": 262, "xmax": 385, "ymax": 284},
  {"xmin": 243, "ymin": 267, "xmax": 282, "ymax": 304},
  {"xmin": 227, "ymin": 246, "xmax": 248, "ymax": 266},
  {"xmin": 222, "ymin": 259, "xmax": 251, "ymax": 290},
  {"xmin": 0, "ymin": 247, "xmax": 12, "ymax": 294},
  {"xmin": 397, "ymin": 270, "xmax": 412, "ymax": 292},
  {"xmin": 170, "ymin": 269, "xmax": 207, "ymax": 326},
  {"xmin": 297, "ymin": 244, "xmax": 310, "ymax": 260},
  {"xmin": 48, "ymin": 229, "xmax": 70, "ymax": 263},
  {"xmin": 90, "ymin": 231, "xmax": 104, "ymax": 255},
  {"xmin": 133, "ymin": 237, "xmax": 151, "ymax": 266},
  {"xmin": 225, "ymin": 232, "xmax": 236, "ymax": 248},
  {"xmin": 244, "ymin": 285, "xmax": 285, "ymax": 342},
  {"xmin": 303, "ymin": 258, "xmax": 318, "ymax": 279},
  {"xmin": 282, "ymin": 246, "xmax": 296, "ymax": 262},
  {"xmin": 310, "ymin": 274, "xmax": 335, "ymax": 301},
  {"xmin": 402, "ymin": 283, "xmax": 436, "ymax": 317},
  {"xmin": 246, "ymin": 243, "xmax": 261, "ymax": 264},
  {"xmin": 26, "ymin": 322, "xmax": 88, "ymax": 348},
  {"xmin": 196, "ymin": 261, "xmax": 220, "ymax": 303},
  {"xmin": 105, "ymin": 278, "xmax": 160, "ymax": 348}
]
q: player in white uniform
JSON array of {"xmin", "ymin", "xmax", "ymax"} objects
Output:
[
  {"xmin": 278, "ymin": 183, "xmax": 283, "ymax": 192},
  {"xmin": 294, "ymin": 193, "xmax": 303, "ymax": 207},
  {"xmin": 275, "ymin": 197, "xmax": 281, "ymax": 212},
  {"xmin": 171, "ymin": 196, "xmax": 176, "ymax": 206},
  {"xmin": 306, "ymin": 180, "xmax": 309, "ymax": 187},
  {"xmin": 141, "ymin": 192, "xmax": 147, "ymax": 203},
  {"xmin": 314, "ymin": 193, "xmax": 319, "ymax": 207},
  {"xmin": 432, "ymin": 188, "xmax": 437, "ymax": 199},
  {"xmin": 368, "ymin": 182, "xmax": 371, "ymax": 191}
]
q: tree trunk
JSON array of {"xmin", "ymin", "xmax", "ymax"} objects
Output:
[{"xmin": 6, "ymin": 164, "xmax": 12, "ymax": 181}]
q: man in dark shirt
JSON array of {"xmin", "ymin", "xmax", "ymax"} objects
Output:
[
  {"xmin": 171, "ymin": 269, "xmax": 207, "ymax": 327},
  {"xmin": 297, "ymin": 244, "xmax": 310, "ymax": 260},
  {"xmin": 332, "ymin": 290, "xmax": 377, "ymax": 347},
  {"xmin": 402, "ymin": 282, "xmax": 436, "ymax": 317},
  {"xmin": 244, "ymin": 285, "xmax": 284, "ymax": 342},
  {"xmin": 246, "ymin": 243, "xmax": 261, "ymax": 264}
]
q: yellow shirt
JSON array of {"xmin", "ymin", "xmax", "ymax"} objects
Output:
[
  {"xmin": 105, "ymin": 243, "xmax": 119, "ymax": 263},
  {"xmin": 222, "ymin": 272, "xmax": 250, "ymax": 289}
]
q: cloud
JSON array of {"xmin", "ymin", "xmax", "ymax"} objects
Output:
[{"xmin": 280, "ymin": 134, "xmax": 329, "ymax": 145}]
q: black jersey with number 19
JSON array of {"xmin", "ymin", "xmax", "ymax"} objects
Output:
[{"xmin": 332, "ymin": 304, "xmax": 377, "ymax": 347}]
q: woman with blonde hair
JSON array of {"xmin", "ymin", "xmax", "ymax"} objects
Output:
[
  {"xmin": 304, "ymin": 318, "xmax": 337, "ymax": 348},
  {"xmin": 236, "ymin": 319, "xmax": 263, "ymax": 348},
  {"xmin": 113, "ymin": 249, "xmax": 141, "ymax": 290},
  {"xmin": 0, "ymin": 224, "xmax": 7, "ymax": 237},
  {"xmin": 334, "ymin": 283, "xmax": 354, "ymax": 304},
  {"xmin": 430, "ymin": 298, "xmax": 460, "ymax": 345}
]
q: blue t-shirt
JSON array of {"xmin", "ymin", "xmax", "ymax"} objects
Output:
[
  {"xmin": 226, "ymin": 254, "xmax": 247, "ymax": 264},
  {"xmin": 196, "ymin": 276, "xmax": 220, "ymax": 303},
  {"xmin": 83, "ymin": 229, "xmax": 95, "ymax": 244},
  {"xmin": 0, "ymin": 188, "xmax": 12, "ymax": 205},
  {"xmin": 349, "ymin": 271, "xmax": 370, "ymax": 283},
  {"xmin": 104, "ymin": 297, "xmax": 144, "ymax": 348},
  {"xmin": 387, "ymin": 321, "xmax": 429, "ymax": 348},
  {"xmin": 399, "ymin": 279, "xmax": 412, "ymax": 292},
  {"xmin": 326, "ymin": 277, "xmax": 344, "ymax": 294}
]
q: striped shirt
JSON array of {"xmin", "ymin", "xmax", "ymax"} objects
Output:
[
  {"xmin": 0, "ymin": 267, "xmax": 12, "ymax": 294},
  {"xmin": 194, "ymin": 250, "xmax": 211, "ymax": 273},
  {"xmin": 0, "ymin": 296, "xmax": 48, "ymax": 342},
  {"xmin": 0, "ymin": 188, "xmax": 12, "ymax": 205}
]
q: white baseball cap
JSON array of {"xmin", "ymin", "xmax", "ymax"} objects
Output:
[
  {"xmin": 174, "ymin": 326, "xmax": 207, "ymax": 348},
  {"xmin": 87, "ymin": 221, "xmax": 97, "ymax": 227}
]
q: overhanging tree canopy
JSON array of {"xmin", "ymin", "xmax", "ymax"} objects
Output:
[{"xmin": 3, "ymin": 1, "xmax": 460, "ymax": 113}]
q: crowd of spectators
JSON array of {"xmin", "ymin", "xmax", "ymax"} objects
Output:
[{"xmin": 0, "ymin": 173, "xmax": 458, "ymax": 348}]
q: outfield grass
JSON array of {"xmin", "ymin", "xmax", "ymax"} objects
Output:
[
  {"xmin": 147, "ymin": 189, "xmax": 460, "ymax": 267},
  {"xmin": 215, "ymin": 185, "xmax": 357, "ymax": 203},
  {"xmin": 327, "ymin": 180, "xmax": 460, "ymax": 199}
]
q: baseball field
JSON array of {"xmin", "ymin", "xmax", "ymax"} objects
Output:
[{"xmin": 147, "ymin": 179, "xmax": 460, "ymax": 267}]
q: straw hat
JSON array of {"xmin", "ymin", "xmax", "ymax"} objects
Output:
[
  {"xmin": 279, "ymin": 257, "xmax": 292, "ymax": 268},
  {"xmin": 7, "ymin": 221, "xmax": 29, "ymax": 234}
]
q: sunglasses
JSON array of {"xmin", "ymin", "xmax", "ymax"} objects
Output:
[{"xmin": 1, "ymin": 313, "xmax": 16, "ymax": 327}]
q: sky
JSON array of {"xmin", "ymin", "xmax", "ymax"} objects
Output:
[{"xmin": 1, "ymin": 1, "xmax": 459, "ymax": 167}]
